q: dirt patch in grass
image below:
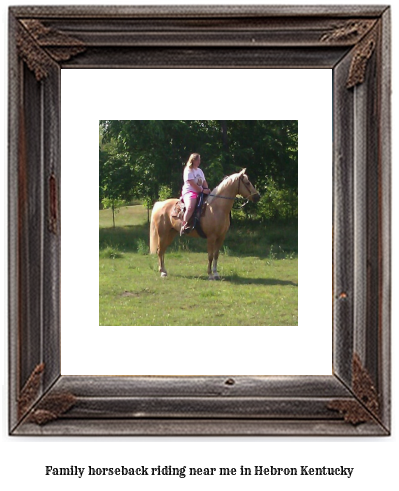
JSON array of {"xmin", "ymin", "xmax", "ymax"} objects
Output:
[{"xmin": 121, "ymin": 288, "xmax": 155, "ymax": 297}]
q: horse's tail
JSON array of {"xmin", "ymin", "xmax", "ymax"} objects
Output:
[{"xmin": 149, "ymin": 201, "xmax": 162, "ymax": 254}]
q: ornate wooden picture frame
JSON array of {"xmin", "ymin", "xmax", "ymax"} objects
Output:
[{"xmin": 9, "ymin": 5, "xmax": 391, "ymax": 435}]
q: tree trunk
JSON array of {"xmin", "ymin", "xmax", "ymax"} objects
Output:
[{"xmin": 220, "ymin": 120, "xmax": 228, "ymax": 152}]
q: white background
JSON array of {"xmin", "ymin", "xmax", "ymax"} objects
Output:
[
  {"xmin": 1, "ymin": 1, "xmax": 397, "ymax": 491},
  {"xmin": 61, "ymin": 68, "xmax": 332, "ymax": 376}
]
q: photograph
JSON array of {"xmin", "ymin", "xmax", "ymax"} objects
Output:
[{"xmin": 99, "ymin": 120, "xmax": 298, "ymax": 326}]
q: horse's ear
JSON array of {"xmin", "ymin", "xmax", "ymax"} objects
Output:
[{"xmin": 239, "ymin": 168, "xmax": 246, "ymax": 175}]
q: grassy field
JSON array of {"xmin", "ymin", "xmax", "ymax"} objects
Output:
[{"xmin": 99, "ymin": 205, "xmax": 298, "ymax": 326}]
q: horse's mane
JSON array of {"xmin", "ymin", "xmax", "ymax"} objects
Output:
[{"xmin": 206, "ymin": 173, "xmax": 240, "ymax": 204}]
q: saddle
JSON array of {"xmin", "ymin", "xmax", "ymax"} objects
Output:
[{"xmin": 172, "ymin": 193, "xmax": 207, "ymax": 238}]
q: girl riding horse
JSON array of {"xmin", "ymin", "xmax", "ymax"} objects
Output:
[
  {"xmin": 180, "ymin": 153, "xmax": 210, "ymax": 235},
  {"xmin": 150, "ymin": 169, "xmax": 260, "ymax": 279}
]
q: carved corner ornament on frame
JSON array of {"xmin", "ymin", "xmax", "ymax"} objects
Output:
[{"xmin": 9, "ymin": 5, "xmax": 391, "ymax": 436}]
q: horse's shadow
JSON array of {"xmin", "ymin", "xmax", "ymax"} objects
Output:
[{"xmin": 175, "ymin": 275, "xmax": 297, "ymax": 287}]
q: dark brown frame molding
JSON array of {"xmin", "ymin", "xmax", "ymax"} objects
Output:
[{"xmin": 9, "ymin": 5, "xmax": 391, "ymax": 436}]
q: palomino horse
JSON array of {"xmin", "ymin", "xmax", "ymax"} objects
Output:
[{"xmin": 150, "ymin": 169, "xmax": 260, "ymax": 279}]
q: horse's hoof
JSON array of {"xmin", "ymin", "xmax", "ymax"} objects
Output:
[
  {"xmin": 213, "ymin": 275, "xmax": 220, "ymax": 281},
  {"xmin": 208, "ymin": 276, "xmax": 215, "ymax": 281},
  {"xmin": 161, "ymin": 272, "xmax": 167, "ymax": 278}
]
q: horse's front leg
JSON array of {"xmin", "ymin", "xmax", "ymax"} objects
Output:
[
  {"xmin": 211, "ymin": 237, "xmax": 225, "ymax": 280},
  {"xmin": 207, "ymin": 237, "xmax": 223, "ymax": 280},
  {"xmin": 212, "ymin": 249, "xmax": 220, "ymax": 280},
  {"xmin": 207, "ymin": 238, "xmax": 215, "ymax": 280}
]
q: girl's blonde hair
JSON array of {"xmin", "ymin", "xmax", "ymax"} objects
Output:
[{"xmin": 186, "ymin": 153, "xmax": 200, "ymax": 169}]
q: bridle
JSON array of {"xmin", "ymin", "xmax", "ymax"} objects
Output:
[{"xmin": 208, "ymin": 175, "xmax": 257, "ymax": 208}]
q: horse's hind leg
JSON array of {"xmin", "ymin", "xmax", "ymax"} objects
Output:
[
  {"xmin": 158, "ymin": 248, "xmax": 167, "ymax": 277},
  {"xmin": 158, "ymin": 229, "xmax": 177, "ymax": 277}
]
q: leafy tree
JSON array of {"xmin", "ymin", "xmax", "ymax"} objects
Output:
[
  {"xmin": 99, "ymin": 120, "xmax": 298, "ymax": 223},
  {"xmin": 101, "ymin": 197, "xmax": 127, "ymax": 228}
]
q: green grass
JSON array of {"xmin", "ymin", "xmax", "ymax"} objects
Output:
[
  {"xmin": 99, "ymin": 204, "xmax": 150, "ymax": 228},
  {"xmin": 99, "ymin": 205, "xmax": 298, "ymax": 326}
]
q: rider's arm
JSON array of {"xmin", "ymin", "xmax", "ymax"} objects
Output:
[
  {"xmin": 187, "ymin": 179, "xmax": 203, "ymax": 193},
  {"xmin": 202, "ymin": 179, "xmax": 210, "ymax": 194}
]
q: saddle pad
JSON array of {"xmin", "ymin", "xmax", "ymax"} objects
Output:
[{"xmin": 171, "ymin": 200, "xmax": 184, "ymax": 218}]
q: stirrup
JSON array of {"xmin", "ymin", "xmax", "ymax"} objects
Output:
[{"xmin": 180, "ymin": 223, "xmax": 189, "ymax": 236}]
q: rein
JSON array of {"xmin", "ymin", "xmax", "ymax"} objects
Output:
[
  {"xmin": 207, "ymin": 176, "xmax": 256, "ymax": 208},
  {"xmin": 208, "ymin": 194, "xmax": 249, "ymax": 208},
  {"xmin": 208, "ymin": 194, "xmax": 236, "ymax": 200}
]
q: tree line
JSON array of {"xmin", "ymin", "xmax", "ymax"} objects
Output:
[{"xmin": 99, "ymin": 120, "xmax": 298, "ymax": 223}]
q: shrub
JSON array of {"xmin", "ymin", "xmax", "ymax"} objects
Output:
[
  {"xmin": 137, "ymin": 238, "xmax": 149, "ymax": 255},
  {"xmin": 257, "ymin": 178, "xmax": 298, "ymax": 221},
  {"xmin": 99, "ymin": 246, "xmax": 123, "ymax": 259},
  {"xmin": 158, "ymin": 184, "xmax": 173, "ymax": 201}
]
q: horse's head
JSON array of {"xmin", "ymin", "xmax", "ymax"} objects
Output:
[{"xmin": 237, "ymin": 169, "xmax": 260, "ymax": 203}]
